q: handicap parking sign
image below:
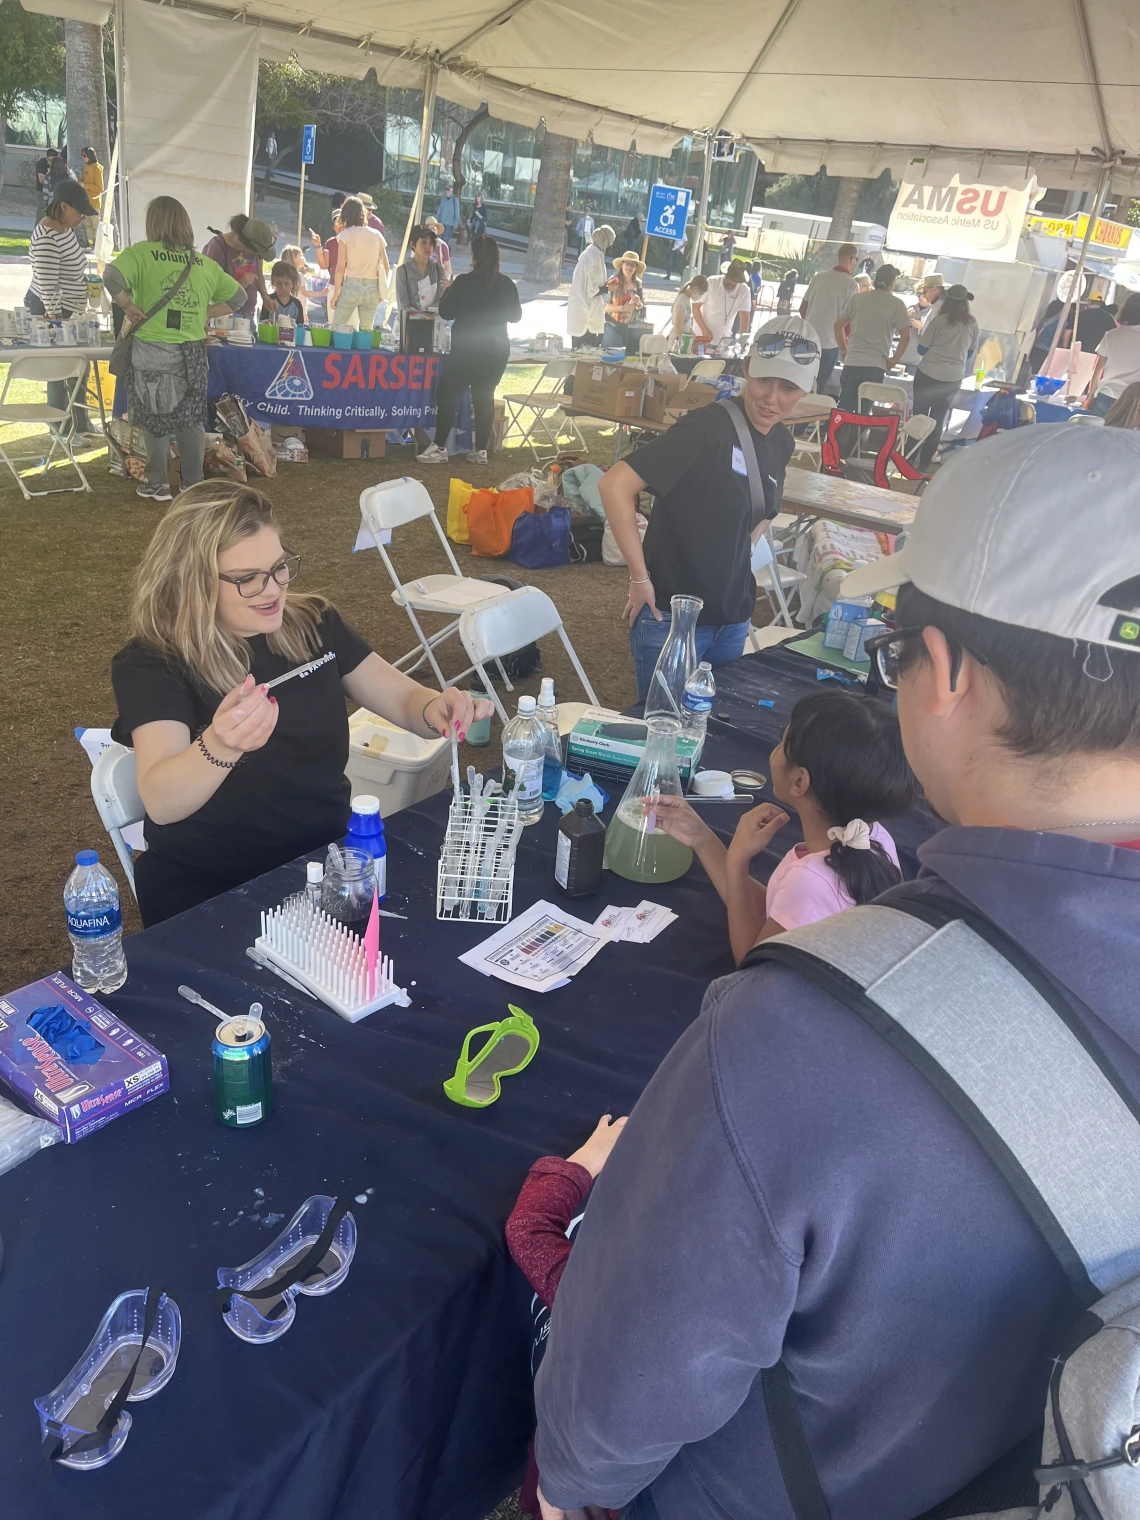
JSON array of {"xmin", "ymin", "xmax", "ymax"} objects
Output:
[{"xmin": 645, "ymin": 184, "xmax": 691, "ymax": 242}]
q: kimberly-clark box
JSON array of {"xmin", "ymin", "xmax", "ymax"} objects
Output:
[
  {"xmin": 823, "ymin": 598, "xmax": 873, "ymax": 649},
  {"xmin": 567, "ymin": 707, "xmax": 704, "ymax": 781},
  {"xmin": 0, "ymin": 972, "xmax": 169, "ymax": 1142}
]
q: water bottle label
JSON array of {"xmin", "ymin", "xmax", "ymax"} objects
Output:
[
  {"xmin": 505, "ymin": 755, "xmax": 543, "ymax": 803},
  {"xmin": 682, "ymin": 692, "xmax": 713, "ymax": 714},
  {"xmin": 375, "ymin": 854, "xmax": 386, "ymax": 900},
  {"xmin": 555, "ymin": 830, "xmax": 571, "ymax": 889},
  {"xmin": 67, "ymin": 907, "xmax": 121, "ymax": 938}
]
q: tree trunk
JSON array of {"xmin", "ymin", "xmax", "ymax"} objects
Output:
[
  {"xmin": 524, "ymin": 129, "xmax": 574, "ymax": 285},
  {"xmin": 65, "ymin": 20, "xmax": 110, "ymax": 177},
  {"xmin": 0, "ymin": 115, "xmax": 7, "ymax": 199},
  {"xmin": 828, "ymin": 175, "xmax": 862, "ymax": 246},
  {"xmin": 452, "ymin": 104, "xmax": 489, "ymax": 201}
]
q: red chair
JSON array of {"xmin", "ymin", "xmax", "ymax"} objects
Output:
[{"xmin": 821, "ymin": 409, "xmax": 929, "ymax": 490}]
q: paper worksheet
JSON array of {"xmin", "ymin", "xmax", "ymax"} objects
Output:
[
  {"xmin": 460, "ymin": 900, "xmax": 611, "ymax": 993},
  {"xmin": 595, "ymin": 901, "xmax": 678, "ymax": 944},
  {"xmin": 424, "ymin": 580, "xmax": 506, "ymax": 609}
]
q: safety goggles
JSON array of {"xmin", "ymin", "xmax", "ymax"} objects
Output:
[
  {"xmin": 444, "ymin": 1006, "xmax": 539, "ymax": 1108},
  {"xmin": 216, "ymin": 1195, "xmax": 356, "ymax": 1343},
  {"xmin": 751, "ymin": 333, "xmax": 820, "ymax": 365}
]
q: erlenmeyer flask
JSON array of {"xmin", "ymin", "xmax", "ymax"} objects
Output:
[
  {"xmin": 643, "ymin": 595, "xmax": 703, "ymax": 721},
  {"xmin": 604, "ymin": 717, "xmax": 694, "ymax": 884}
]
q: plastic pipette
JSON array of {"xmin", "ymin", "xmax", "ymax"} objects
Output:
[
  {"xmin": 178, "ymin": 984, "xmax": 230, "ymax": 1023},
  {"xmin": 263, "ymin": 657, "xmax": 327, "ymax": 692}
]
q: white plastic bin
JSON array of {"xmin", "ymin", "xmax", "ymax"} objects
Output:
[{"xmin": 346, "ymin": 710, "xmax": 452, "ymax": 817}]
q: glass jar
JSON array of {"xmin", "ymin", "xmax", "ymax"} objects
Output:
[
  {"xmin": 643, "ymin": 594, "xmax": 703, "ymax": 722},
  {"xmin": 603, "ymin": 717, "xmax": 693, "ymax": 884},
  {"xmin": 320, "ymin": 847, "xmax": 374, "ymax": 937}
]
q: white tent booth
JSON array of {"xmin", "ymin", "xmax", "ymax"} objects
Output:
[{"xmin": 19, "ymin": 0, "xmax": 1140, "ymax": 274}]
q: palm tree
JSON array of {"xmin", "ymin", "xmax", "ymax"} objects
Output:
[
  {"xmin": 524, "ymin": 129, "xmax": 574, "ymax": 285},
  {"xmin": 64, "ymin": 19, "xmax": 110, "ymax": 179}
]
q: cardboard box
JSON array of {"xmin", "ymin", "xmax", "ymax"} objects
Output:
[
  {"xmin": 567, "ymin": 707, "xmax": 704, "ymax": 781},
  {"xmin": 307, "ymin": 429, "xmax": 387, "ymax": 460},
  {"xmin": 642, "ymin": 374, "xmax": 718, "ymax": 424},
  {"xmin": 572, "ymin": 361, "xmax": 646, "ymax": 419},
  {"xmin": 271, "ymin": 424, "xmax": 306, "ymax": 443},
  {"xmin": 0, "ymin": 972, "xmax": 169, "ymax": 1143}
]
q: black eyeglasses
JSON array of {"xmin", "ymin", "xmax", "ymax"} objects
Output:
[
  {"xmin": 864, "ymin": 626, "xmax": 988, "ymax": 692},
  {"xmin": 218, "ymin": 552, "xmax": 301, "ymax": 599}
]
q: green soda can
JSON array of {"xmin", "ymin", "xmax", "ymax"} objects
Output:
[{"xmin": 212, "ymin": 1008, "xmax": 272, "ymax": 1128}]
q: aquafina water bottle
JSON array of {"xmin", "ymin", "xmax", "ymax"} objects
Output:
[{"xmin": 65, "ymin": 851, "xmax": 127, "ymax": 993}]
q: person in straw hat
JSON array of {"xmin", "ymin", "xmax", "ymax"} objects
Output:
[
  {"xmin": 603, "ymin": 250, "xmax": 645, "ymax": 349},
  {"xmin": 423, "ymin": 216, "xmax": 453, "ymax": 284}
]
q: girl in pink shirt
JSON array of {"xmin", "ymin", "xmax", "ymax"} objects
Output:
[{"xmin": 655, "ymin": 689, "xmax": 916, "ymax": 963}]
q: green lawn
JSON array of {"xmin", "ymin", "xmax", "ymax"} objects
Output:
[{"xmin": 0, "ymin": 229, "xmax": 31, "ymax": 256}]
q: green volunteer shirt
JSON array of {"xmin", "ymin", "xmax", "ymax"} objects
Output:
[{"xmin": 109, "ymin": 241, "xmax": 242, "ymax": 343}]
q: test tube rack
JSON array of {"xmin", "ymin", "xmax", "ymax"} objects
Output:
[
  {"xmin": 253, "ymin": 898, "xmax": 409, "ymax": 1024},
  {"xmin": 436, "ymin": 793, "xmax": 523, "ymax": 924}
]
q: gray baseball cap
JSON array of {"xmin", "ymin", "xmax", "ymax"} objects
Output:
[{"xmin": 842, "ymin": 424, "xmax": 1140, "ymax": 652}]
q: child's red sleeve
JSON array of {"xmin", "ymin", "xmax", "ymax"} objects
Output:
[{"xmin": 505, "ymin": 1156, "xmax": 594, "ymax": 1310}]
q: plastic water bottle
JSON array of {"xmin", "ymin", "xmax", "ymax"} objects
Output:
[
  {"xmin": 344, "ymin": 795, "xmax": 387, "ymax": 900},
  {"xmin": 305, "ymin": 860, "xmax": 324, "ymax": 910},
  {"xmin": 502, "ymin": 695, "xmax": 547, "ymax": 826},
  {"xmin": 682, "ymin": 661, "xmax": 716, "ymax": 745},
  {"xmin": 537, "ymin": 677, "xmax": 564, "ymax": 802},
  {"xmin": 65, "ymin": 851, "xmax": 127, "ymax": 994}
]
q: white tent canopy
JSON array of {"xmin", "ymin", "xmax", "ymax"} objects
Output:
[{"xmin": 21, "ymin": 0, "xmax": 1140, "ymax": 193}]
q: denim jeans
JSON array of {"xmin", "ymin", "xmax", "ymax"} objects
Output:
[
  {"xmin": 620, "ymin": 1490, "xmax": 661, "ymax": 1519},
  {"xmin": 1089, "ymin": 390, "xmax": 1116, "ymax": 417},
  {"xmin": 816, "ymin": 346, "xmax": 840, "ymax": 391},
  {"xmin": 629, "ymin": 605, "xmax": 752, "ymax": 705}
]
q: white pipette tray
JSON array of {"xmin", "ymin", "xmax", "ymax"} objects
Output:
[{"xmin": 253, "ymin": 898, "xmax": 409, "ymax": 1024}]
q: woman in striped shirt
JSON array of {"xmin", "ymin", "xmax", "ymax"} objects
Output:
[{"xmin": 24, "ymin": 177, "xmax": 98, "ymax": 437}]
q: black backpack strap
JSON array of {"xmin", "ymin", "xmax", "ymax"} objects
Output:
[{"xmin": 761, "ymin": 1362, "xmax": 831, "ymax": 1520}]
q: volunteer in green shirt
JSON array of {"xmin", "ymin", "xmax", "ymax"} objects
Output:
[{"xmin": 104, "ymin": 195, "xmax": 245, "ymax": 503}]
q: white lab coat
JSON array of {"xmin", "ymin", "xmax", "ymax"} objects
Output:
[{"xmin": 567, "ymin": 244, "xmax": 608, "ymax": 338}]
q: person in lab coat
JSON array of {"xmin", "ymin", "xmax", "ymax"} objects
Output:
[{"xmin": 567, "ymin": 224, "xmax": 616, "ymax": 348}]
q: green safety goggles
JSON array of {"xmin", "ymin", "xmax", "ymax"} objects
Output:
[{"xmin": 443, "ymin": 1006, "xmax": 539, "ymax": 1108}]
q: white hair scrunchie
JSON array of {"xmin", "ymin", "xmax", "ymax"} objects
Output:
[{"xmin": 827, "ymin": 819, "xmax": 873, "ymax": 851}]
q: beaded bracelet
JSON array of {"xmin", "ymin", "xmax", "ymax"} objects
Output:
[{"xmin": 196, "ymin": 734, "xmax": 240, "ymax": 770}]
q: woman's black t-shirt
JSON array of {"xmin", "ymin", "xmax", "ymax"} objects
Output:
[{"xmin": 111, "ymin": 607, "xmax": 372, "ymax": 885}]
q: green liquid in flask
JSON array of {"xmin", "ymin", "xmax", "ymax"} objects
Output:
[{"xmin": 604, "ymin": 800, "xmax": 693, "ymax": 884}]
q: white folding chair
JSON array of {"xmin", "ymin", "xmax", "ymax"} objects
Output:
[
  {"xmin": 358, "ymin": 477, "xmax": 514, "ymax": 690},
  {"xmin": 500, "ymin": 358, "xmax": 585, "ymax": 457},
  {"xmin": 752, "ymin": 531, "xmax": 804, "ymax": 629},
  {"xmin": 897, "ymin": 413, "xmax": 936, "ymax": 465},
  {"xmin": 689, "ymin": 359, "xmax": 725, "ymax": 380},
  {"xmin": 639, "ymin": 334, "xmax": 669, "ymax": 361},
  {"xmin": 856, "ymin": 381, "xmax": 909, "ymax": 419},
  {"xmin": 459, "ymin": 587, "xmax": 600, "ymax": 725},
  {"xmin": 90, "ymin": 742, "xmax": 145, "ymax": 900},
  {"xmin": 0, "ymin": 354, "xmax": 91, "ymax": 498},
  {"xmin": 787, "ymin": 394, "xmax": 835, "ymax": 470}
]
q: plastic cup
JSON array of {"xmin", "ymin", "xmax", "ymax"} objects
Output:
[{"xmin": 463, "ymin": 694, "xmax": 492, "ymax": 747}]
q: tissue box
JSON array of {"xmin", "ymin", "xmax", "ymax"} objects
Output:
[
  {"xmin": 843, "ymin": 618, "xmax": 885, "ymax": 664},
  {"xmin": 567, "ymin": 707, "xmax": 703, "ymax": 781},
  {"xmin": 0, "ymin": 973, "xmax": 169, "ymax": 1143},
  {"xmin": 824, "ymin": 598, "xmax": 874, "ymax": 649}
]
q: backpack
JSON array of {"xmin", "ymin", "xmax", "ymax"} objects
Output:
[
  {"xmin": 466, "ymin": 486, "xmax": 534, "ymax": 558},
  {"xmin": 741, "ymin": 889, "xmax": 1140, "ymax": 1520},
  {"xmin": 510, "ymin": 505, "xmax": 571, "ymax": 569}
]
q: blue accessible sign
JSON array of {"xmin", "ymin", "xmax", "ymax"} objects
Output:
[
  {"xmin": 645, "ymin": 183, "xmax": 691, "ymax": 241},
  {"xmin": 301, "ymin": 124, "xmax": 317, "ymax": 165}
]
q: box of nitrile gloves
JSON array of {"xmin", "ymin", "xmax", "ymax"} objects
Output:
[
  {"xmin": 0, "ymin": 972, "xmax": 169, "ymax": 1142},
  {"xmin": 567, "ymin": 708, "xmax": 704, "ymax": 781}
]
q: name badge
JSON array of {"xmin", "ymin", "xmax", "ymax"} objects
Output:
[{"xmin": 731, "ymin": 446, "xmax": 748, "ymax": 477}]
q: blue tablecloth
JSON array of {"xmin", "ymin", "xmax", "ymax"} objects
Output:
[
  {"xmin": 0, "ymin": 648, "xmax": 938, "ymax": 1520},
  {"xmin": 206, "ymin": 342, "xmax": 471, "ymax": 444}
]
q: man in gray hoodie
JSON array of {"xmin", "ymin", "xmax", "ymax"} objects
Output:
[{"xmin": 534, "ymin": 424, "xmax": 1140, "ymax": 1520}]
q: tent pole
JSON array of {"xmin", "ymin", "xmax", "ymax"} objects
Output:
[
  {"xmin": 689, "ymin": 133, "xmax": 713, "ymax": 281},
  {"xmin": 1041, "ymin": 163, "xmax": 1110, "ymax": 380},
  {"xmin": 398, "ymin": 60, "xmax": 439, "ymax": 273}
]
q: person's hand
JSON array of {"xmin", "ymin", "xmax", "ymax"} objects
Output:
[
  {"xmin": 122, "ymin": 301, "xmax": 147, "ymax": 328},
  {"xmin": 567, "ymin": 1114, "xmax": 628, "ymax": 1177},
  {"xmin": 239, "ymin": 271, "xmax": 256, "ymax": 288},
  {"xmin": 623, "ymin": 577, "xmax": 661, "ymax": 627},
  {"xmin": 424, "ymin": 688, "xmax": 494, "ymax": 742},
  {"xmin": 727, "ymin": 803, "xmax": 790, "ymax": 865},
  {"xmin": 206, "ymin": 674, "xmax": 278, "ymax": 760},
  {"xmin": 308, "ymin": 229, "xmax": 322, "ymax": 247},
  {"xmin": 650, "ymin": 794, "xmax": 715, "ymax": 850},
  {"xmin": 536, "ymin": 1487, "xmax": 566, "ymax": 1520}
]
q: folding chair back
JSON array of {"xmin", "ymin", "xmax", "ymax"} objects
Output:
[
  {"xmin": 4, "ymin": 354, "xmax": 89, "ymax": 389},
  {"xmin": 459, "ymin": 587, "xmax": 600, "ymax": 723},
  {"xmin": 90, "ymin": 742, "xmax": 144, "ymax": 898},
  {"xmin": 639, "ymin": 334, "xmax": 669, "ymax": 359},
  {"xmin": 690, "ymin": 359, "xmax": 725, "ymax": 379},
  {"xmin": 898, "ymin": 413, "xmax": 936, "ymax": 462},
  {"xmin": 359, "ymin": 475, "xmax": 437, "ymax": 532},
  {"xmin": 821, "ymin": 409, "xmax": 926, "ymax": 489},
  {"xmin": 856, "ymin": 381, "xmax": 909, "ymax": 418},
  {"xmin": 0, "ymin": 354, "xmax": 91, "ymax": 498}
]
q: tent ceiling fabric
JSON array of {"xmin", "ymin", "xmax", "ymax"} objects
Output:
[{"xmin": 21, "ymin": 0, "xmax": 1140, "ymax": 188}]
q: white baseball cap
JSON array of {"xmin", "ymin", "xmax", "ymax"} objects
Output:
[
  {"xmin": 842, "ymin": 424, "xmax": 1140, "ymax": 651},
  {"xmin": 747, "ymin": 315, "xmax": 821, "ymax": 389}
]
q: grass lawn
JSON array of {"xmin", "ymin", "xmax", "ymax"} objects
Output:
[
  {"xmin": 0, "ymin": 230, "xmax": 31, "ymax": 257},
  {"xmin": 0, "ymin": 361, "xmax": 641, "ymax": 999}
]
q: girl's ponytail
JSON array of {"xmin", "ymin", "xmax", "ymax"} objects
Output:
[{"xmin": 824, "ymin": 819, "xmax": 902, "ymax": 906}]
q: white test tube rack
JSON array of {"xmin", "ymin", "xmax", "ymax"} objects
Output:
[
  {"xmin": 254, "ymin": 897, "xmax": 409, "ymax": 1024},
  {"xmin": 436, "ymin": 793, "xmax": 522, "ymax": 924}
]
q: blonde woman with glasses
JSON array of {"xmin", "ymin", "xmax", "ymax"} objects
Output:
[{"xmin": 111, "ymin": 481, "xmax": 492, "ymax": 926}]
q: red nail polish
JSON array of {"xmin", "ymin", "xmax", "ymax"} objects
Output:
[
  {"xmin": 458, "ymin": 730, "xmax": 467, "ymax": 743},
  {"xmin": 270, "ymin": 696, "xmax": 277, "ymax": 705}
]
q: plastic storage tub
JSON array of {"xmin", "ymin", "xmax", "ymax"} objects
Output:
[
  {"xmin": 346, "ymin": 710, "xmax": 452, "ymax": 816},
  {"xmin": 310, "ymin": 326, "xmax": 331, "ymax": 347}
]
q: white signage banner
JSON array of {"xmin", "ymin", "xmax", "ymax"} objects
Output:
[{"xmin": 886, "ymin": 177, "xmax": 1033, "ymax": 262}]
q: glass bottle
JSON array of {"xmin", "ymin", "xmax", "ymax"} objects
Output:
[
  {"xmin": 643, "ymin": 594, "xmax": 703, "ymax": 722},
  {"xmin": 321, "ymin": 847, "xmax": 375, "ymax": 938},
  {"xmin": 603, "ymin": 717, "xmax": 694, "ymax": 884}
]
